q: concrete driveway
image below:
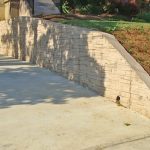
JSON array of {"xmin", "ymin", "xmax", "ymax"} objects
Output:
[{"xmin": 0, "ymin": 55, "xmax": 150, "ymax": 150}]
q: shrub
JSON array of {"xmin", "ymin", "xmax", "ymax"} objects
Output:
[
  {"xmin": 136, "ymin": 12, "xmax": 150, "ymax": 22},
  {"xmin": 117, "ymin": 3, "xmax": 139, "ymax": 16},
  {"xmin": 62, "ymin": 1, "xmax": 70, "ymax": 14},
  {"xmin": 86, "ymin": 5, "xmax": 102, "ymax": 15}
]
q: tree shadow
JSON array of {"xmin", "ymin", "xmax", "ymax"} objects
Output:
[
  {"xmin": 0, "ymin": 17, "xmax": 106, "ymax": 108},
  {"xmin": 0, "ymin": 59, "xmax": 98, "ymax": 109}
]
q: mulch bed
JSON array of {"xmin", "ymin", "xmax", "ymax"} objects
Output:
[{"xmin": 113, "ymin": 28, "xmax": 150, "ymax": 75}]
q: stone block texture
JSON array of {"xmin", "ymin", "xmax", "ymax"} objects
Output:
[
  {"xmin": 0, "ymin": 17, "xmax": 150, "ymax": 118},
  {"xmin": 19, "ymin": 0, "xmax": 32, "ymax": 17}
]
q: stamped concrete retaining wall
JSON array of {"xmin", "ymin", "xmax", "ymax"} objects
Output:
[{"xmin": 0, "ymin": 17, "xmax": 150, "ymax": 117}]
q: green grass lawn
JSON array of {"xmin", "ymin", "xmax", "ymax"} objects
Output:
[{"xmin": 61, "ymin": 19, "xmax": 150, "ymax": 33}]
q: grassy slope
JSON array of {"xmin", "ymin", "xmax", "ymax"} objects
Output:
[
  {"xmin": 62, "ymin": 19, "xmax": 150, "ymax": 32},
  {"xmin": 61, "ymin": 19, "xmax": 150, "ymax": 75}
]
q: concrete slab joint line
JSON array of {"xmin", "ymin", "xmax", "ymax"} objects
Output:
[
  {"xmin": 83, "ymin": 135, "xmax": 150, "ymax": 150},
  {"xmin": 0, "ymin": 16, "xmax": 150, "ymax": 119}
]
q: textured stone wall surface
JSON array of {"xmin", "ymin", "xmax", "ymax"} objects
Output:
[
  {"xmin": 0, "ymin": 17, "xmax": 150, "ymax": 117},
  {"xmin": 19, "ymin": 0, "xmax": 32, "ymax": 17},
  {"xmin": 0, "ymin": 5, "xmax": 5, "ymax": 20}
]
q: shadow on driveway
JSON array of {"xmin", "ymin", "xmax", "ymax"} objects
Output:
[{"xmin": 0, "ymin": 56, "xmax": 98, "ymax": 109}]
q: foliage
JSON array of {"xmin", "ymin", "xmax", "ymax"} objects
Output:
[
  {"xmin": 117, "ymin": 3, "xmax": 138, "ymax": 15},
  {"xmin": 62, "ymin": 1, "xmax": 70, "ymax": 14},
  {"xmin": 135, "ymin": 12, "xmax": 150, "ymax": 22},
  {"xmin": 60, "ymin": 0, "xmax": 150, "ymax": 16},
  {"xmin": 61, "ymin": 0, "xmax": 115, "ymax": 14},
  {"xmin": 85, "ymin": 4, "xmax": 103, "ymax": 15}
]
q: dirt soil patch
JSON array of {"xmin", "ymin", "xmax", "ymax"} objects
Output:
[{"xmin": 113, "ymin": 28, "xmax": 150, "ymax": 75}]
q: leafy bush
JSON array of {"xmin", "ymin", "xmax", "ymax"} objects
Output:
[
  {"xmin": 76, "ymin": 5, "xmax": 103, "ymax": 15},
  {"xmin": 61, "ymin": 0, "xmax": 146, "ymax": 15},
  {"xmin": 86, "ymin": 5, "xmax": 102, "ymax": 15},
  {"xmin": 136, "ymin": 12, "xmax": 150, "ymax": 22},
  {"xmin": 62, "ymin": 1, "xmax": 70, "ymax": 14},
  {"xmin": 117, "ymin": 3, "xmax": 139, "ymax": 16}
]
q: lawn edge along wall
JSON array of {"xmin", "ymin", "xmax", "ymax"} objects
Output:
[{"xmin": 0, "ymin": 17, "xmax": 150, "ymax": 118}]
